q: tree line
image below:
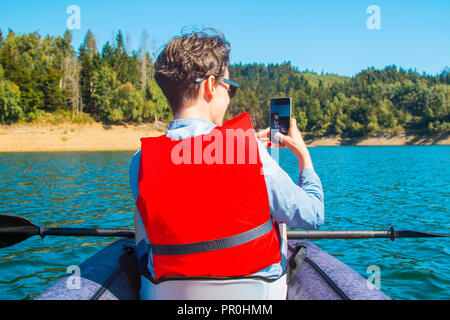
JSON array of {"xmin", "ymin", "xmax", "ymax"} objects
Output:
[
  {"xmin": 229, "ymin": 63, "xmax": 449, "ymax": 136},
  {"xmin": 0, "ymin": 29, "xmax": 171, "ymax": 125},
  {"xmin": 0, "ymin": 29, "xmax": 448, "ymax": 137}
]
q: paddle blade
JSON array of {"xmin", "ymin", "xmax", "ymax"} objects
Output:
[
  {"xmin": 396, "ymin": 230, "xmax": 450, "ymax": 238},
  {"xmin": 0, "ymin": 215, "xmax": 39, "ymax": 249}
]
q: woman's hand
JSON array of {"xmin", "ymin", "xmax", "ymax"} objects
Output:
[
  {"xmin": 255, "ymin": 127, "xmax": 271, "ymax": 149},
  {"xmin": 280, "ymin": 118, "xmax": 314, "ymax": 171},
  {"xmin": 256, "ymin": 118, "xmax": 314, "ymax": 172}
]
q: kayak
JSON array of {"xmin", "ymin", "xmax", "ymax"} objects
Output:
[{"xmin": 35, "ymin": 238, "xmax": 390, "ymax": 300}]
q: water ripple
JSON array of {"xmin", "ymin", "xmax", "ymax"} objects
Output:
[{"xmin": 0, "ymin": 147, "xmax": 449, "ymax": 299}]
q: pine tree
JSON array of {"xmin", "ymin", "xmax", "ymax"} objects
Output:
[{"xmin": 79, "ymin": 30, "xmax": 98, "ymax": 114}]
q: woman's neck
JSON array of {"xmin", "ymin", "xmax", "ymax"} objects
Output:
[{"xmin": 174, "ymin": 103, "xmax": 217, "ymax": 123}]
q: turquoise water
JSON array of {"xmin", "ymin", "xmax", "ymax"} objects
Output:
[{"xmin": 0, "ymin": 146, "xmax": 449, "ymax": 300}]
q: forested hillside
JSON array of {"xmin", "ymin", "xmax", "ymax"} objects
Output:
[
  {"xmin": 1, "ymin": 29, "xmax": 448, "ymax": 138},
  {"xmin": 229, "ymin": 63, "xmax": 449, "ymax": 136},
  {"xmin": 0, "ymin": 29, "xmax": 172, "ymax": 125}
]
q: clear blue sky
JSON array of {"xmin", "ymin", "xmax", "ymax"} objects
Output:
[{"xmin": 0, "ymin": 0, "xmax": 448, "ymax": 76}]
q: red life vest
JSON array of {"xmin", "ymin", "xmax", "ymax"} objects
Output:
[{"xmin": 136, "ymin": 112, "xmax": 281, "ymax": 281}]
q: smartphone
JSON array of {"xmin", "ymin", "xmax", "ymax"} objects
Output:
[{"xmin": 270, "ymin": 97, "xmax": 292, "ymax": 143}]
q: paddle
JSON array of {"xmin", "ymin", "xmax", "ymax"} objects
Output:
[
  {"xmin": 286, "ymin": 227, "xmax": 450, "ymax": 240},
  {"xmin": 0, "ymin": 215, "xmax": 134, "ymax": 249},
  {"xmin": 1, "ymin": 215, "xmax": 449, "ymax": 249}
]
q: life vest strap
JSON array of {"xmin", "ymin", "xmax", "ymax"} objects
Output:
[{"xmin": 151, "ymin": 219, "xmax": 274, "ymax": 256}]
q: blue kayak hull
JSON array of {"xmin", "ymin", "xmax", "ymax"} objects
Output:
[{"xmin": 36, "ymin": 238, "xmax": 390, "ymax": 300}]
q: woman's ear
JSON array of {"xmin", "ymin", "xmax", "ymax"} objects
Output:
[{"xmin": 204, "ymin": 75, "xmax": 216, "ymax": 100}]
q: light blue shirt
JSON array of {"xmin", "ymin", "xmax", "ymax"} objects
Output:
[{"xmin": 129, "ymin": 117, "xmax": 324, "ymax": 279}]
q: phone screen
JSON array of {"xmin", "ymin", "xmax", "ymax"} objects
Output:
[{"xmin": 270, "ymin": 97, "xmax": 291, "ymax": 142}]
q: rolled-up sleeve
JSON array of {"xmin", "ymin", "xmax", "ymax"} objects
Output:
[{"xmin": 257, "ymin": 140, "xmax": 325, "ymax": 230}]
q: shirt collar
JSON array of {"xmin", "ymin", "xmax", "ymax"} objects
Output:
[{"xmin": 166, "ymin": 118, "xmax": 217, "ymax": 139}]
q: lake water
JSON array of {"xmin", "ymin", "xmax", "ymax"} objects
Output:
[{"xmin": 0, "ymin": 146, "xmax": 449, "ymax": 300}]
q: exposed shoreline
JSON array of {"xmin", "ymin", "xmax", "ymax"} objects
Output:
[
  {"xmin": 305, "ymin": 131, "xmax": 450, "ymax": 147},
  {"xmin": 0, "ymin": 123, "xmax": 448, "ymax": 152},
  {"xmin": 0, "ymin": 123, "xmax": 163, "ymax": 152}
]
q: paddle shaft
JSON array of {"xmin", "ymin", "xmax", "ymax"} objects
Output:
[
  {"xmin": 288, "ymin": 228, "xmax": 450, "ymax": 240},
  {"xmin": 0, "ymin": 227, "xmax": 393, "ymax": 239},
  {"xmin": 1, "ymin": 210, "xmax": 449, "ymax": 250},
  {"xmin": 287, "ymin": 229, "xmax": 393, "ymax": 240},
  {"xmin": 2, "ymin": 226, "xmax": 449, "ymax": 240},
  {"xmin": 0, "ymin": 226, "xmax": 135, "ymax": 238}
]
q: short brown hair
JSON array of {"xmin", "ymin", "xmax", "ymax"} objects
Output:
[{"xmin": 154, "ymin": 28, "xmax": 230, "ymax": 114}]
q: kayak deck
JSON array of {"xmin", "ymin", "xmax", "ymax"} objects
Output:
[{"xmin": 36, "ymin": 238, "xmax": 390, "ymax": 300}]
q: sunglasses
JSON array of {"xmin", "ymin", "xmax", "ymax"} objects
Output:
[{"xmin": 194, "ymin": 76, "xmax": 239, "ymax": 99}]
